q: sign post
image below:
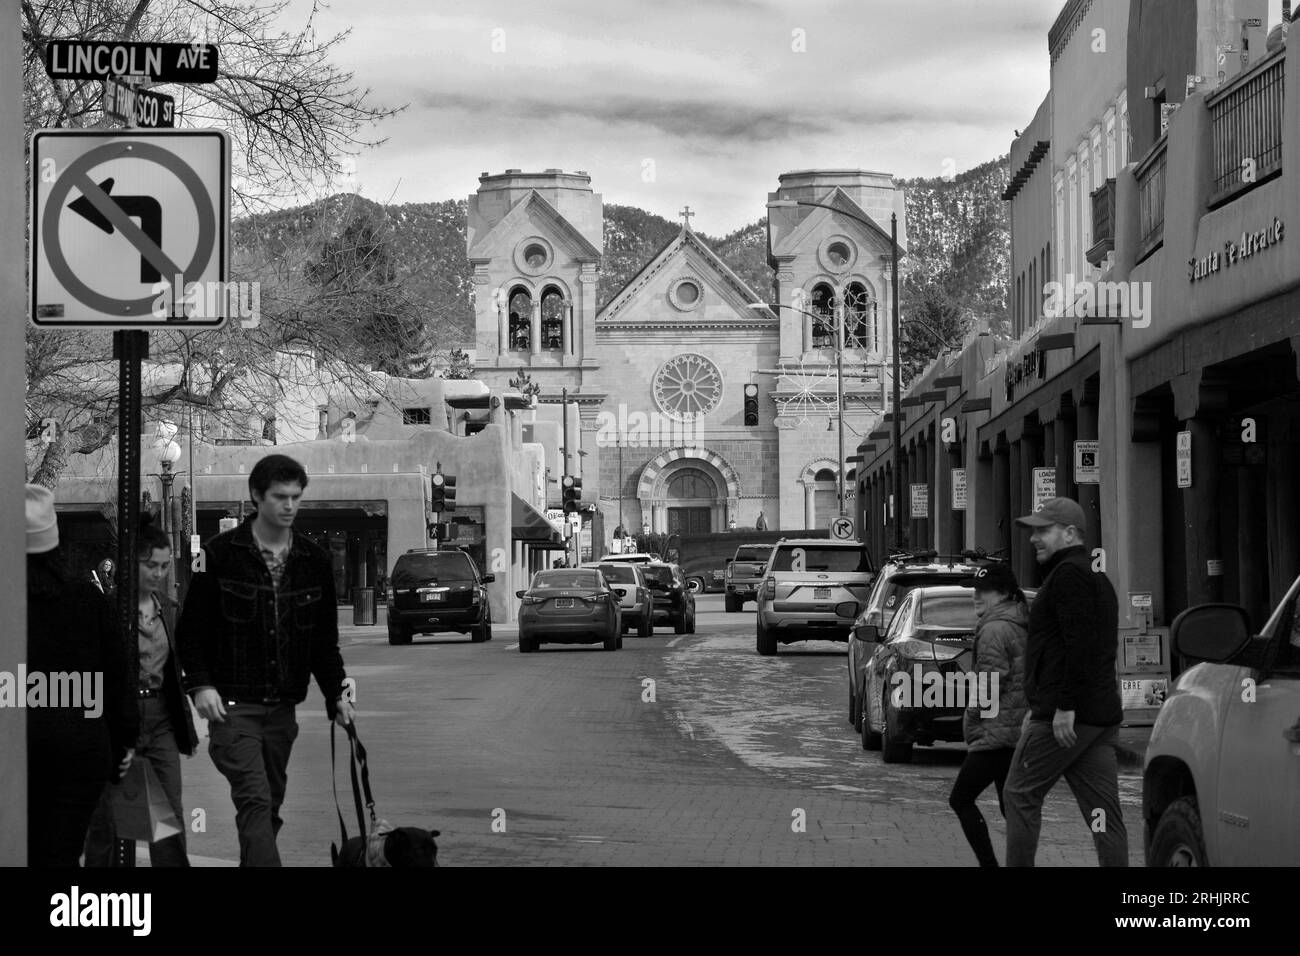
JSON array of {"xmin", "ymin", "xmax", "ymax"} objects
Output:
[{"xmin": 1176, "ymin": 431, "xmax": 1192, "ymax": 488}]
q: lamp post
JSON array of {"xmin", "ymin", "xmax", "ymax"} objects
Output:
[{"xmin": 150, "ymin": 421, "xmax": 185, "ymax": 604}]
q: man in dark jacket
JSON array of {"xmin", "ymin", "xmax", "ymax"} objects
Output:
[
  {"xmin": 1003, "ymin": 497, "xmax": 1128, "ymax": 866},
  {"xmin": 177, "ymin": 454, "xmax": 355, "ymax": 866}
]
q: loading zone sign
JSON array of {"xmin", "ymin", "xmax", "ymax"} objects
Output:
[{"xmin": 30, "ymin": 129, "xmax": 230, "ymax": 329}]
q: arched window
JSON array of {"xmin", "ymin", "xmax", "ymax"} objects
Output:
[
  {"xmin": 666, "ymin": 468, "xmax": 715, "ymax": 500},
  {"xmin": 810, "ymin": 283, "xmax": 836, "ymax": 348},
  {"xmin": 540, "ymin": 287, "xmax": 565, "ymax": 351},
  {"xmin": 508, "ymin": 287, "xmax": 532, "ymax": 351},
  {"xmin": 814, "ymin": 467, "xmax": 836, "ymax": 483},
  {"xmin": 812, "ymin": 467, "xmax": 838, "ymax": 526},
  {"xmin": 844, "ymin": 282, "xmax": 875, "ymax": 351}
]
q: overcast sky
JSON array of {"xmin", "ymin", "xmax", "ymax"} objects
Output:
[{"xmin": 277, "ymin": 0, "xmax": 1285, "ymax": 234}]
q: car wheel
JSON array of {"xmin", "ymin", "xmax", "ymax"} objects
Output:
[
  {"xmin": 1148, "ymin": 797, "xmax": 1207, "ymax": 866},
  {"xmin": 470, "ymin": 611, "xmax": 490, "ymax": 643},
  {"xmin": 387, "ymin": 625, "xmax": 412, "ymax": 646},
  {"xmin": 724, "ymin": 593, "xmax": 739, "ymax": 613},
  {"xmin": 848, "ymin": 684, "xmax": 859, "ymax": 729},
  {"xmin": 880, "ymin": 685, "xmax": 912, "ymax": 763},
  {"xmin": 756, "ymin": 618, "xmax": 777, "ymax": 656},
  {"xmin": 673, "ymin": 612, "xmax": 687, "ymax": 635},
  {"xmin": 603, "ymin": 627, "xmax": 618, "ymax": 651},
  {"xmin": 518, "ymin": 631, "xmax": 534, "ymax": 653},
  {"xmin": 638, "ymin": 612, "xmax": 652, "ymax": 639},
  {"xmin": 686, "ymin": 609, "xmax": 696, "ymax": 634},
  {"xmin": 861, "ymin": 684, "xmax": 882, "ymax": 751},
  {"xmin": 686, "ymin": 577, "xmax": 704, "ymax": 595}
]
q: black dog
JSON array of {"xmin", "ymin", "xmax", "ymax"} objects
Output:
[{"xmin": 332, "ymin": 827, "xmax": 441, "ymax": 867}]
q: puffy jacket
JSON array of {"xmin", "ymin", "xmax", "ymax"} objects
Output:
[
  {"xmin": 1024, "ymin": 545, "xmax": 1122, "ymax": 726},
  {"xmin": 963, "ymin": 598, "xmax": 1029, "ymax": 751},
  {"xmin": 176, "ymin": 517, "xmax": 346, "ymax": 717}
]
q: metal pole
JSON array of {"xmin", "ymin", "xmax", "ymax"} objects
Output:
[
  {"xmin": 618, "ymin": 439, "xmax": 624, "ymax": 533},
  {"xmin": 836, "ymin": 300, "xmax": 846, "ymax": 516},
  {"xmin": 891, "ymin": 214, "xmax": 903, "ymax": 550}
]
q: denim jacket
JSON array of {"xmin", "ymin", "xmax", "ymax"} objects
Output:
[{"xmin": 177, "ymin": 516, "xmax": 346, "ymax": 717}]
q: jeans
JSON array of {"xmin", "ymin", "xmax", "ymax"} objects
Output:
[
  {"xmin": 208, "ymin": 702, "xmax": 299, "ymax": 867},
  {"xmin": 948, "ymin": 747, "xmax": 1015, "ymax": 867},
  {"xmin": 85, "ymin": 697, "xmax": 189, "ymax": 867},
  {"xmin": 1003, "ymin": 719, "xmax": 1129, "ymax": 867}
]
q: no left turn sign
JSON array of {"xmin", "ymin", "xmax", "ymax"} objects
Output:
[{"xmin": 29, "ymin": 129, "xmax": 230, "ymax": 329}]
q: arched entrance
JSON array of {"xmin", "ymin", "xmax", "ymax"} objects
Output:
[
  {"xmin": 799, "ymin": 459, "xmax": 841, "ymax": 529},
  {"xmin": 637, "ymin": 449, "xmax": 742, "ymax": 534}
]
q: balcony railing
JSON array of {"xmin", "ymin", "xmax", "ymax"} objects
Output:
[
  {"xmin": 1207, "ymin": 47, "xmax": 1285, "ymax": 205},
  {"xmin": 1086, "ymin": 178, "xmax": 1116, "ymax": 266},
  {"xmin": 1136, "ymin": 139, "xmax": 1167, "ymax": 260}
]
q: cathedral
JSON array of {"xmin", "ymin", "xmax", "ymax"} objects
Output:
[{"xmin": 467, "ymin": 168, "xmax": 908, "ymax": 541}]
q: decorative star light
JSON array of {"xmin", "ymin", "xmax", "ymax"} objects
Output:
[{"xmin": 774, "ymin": 358, "xmax": 838, "ymax": 427}]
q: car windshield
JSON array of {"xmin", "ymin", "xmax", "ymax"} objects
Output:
[
  {"xmin": 769, "ymin": 545, "xmax": 869, "ymax": 573},
  {"xmin": 916, "ymin": 594, "xmax": 977, "ymax": 628},
  {"xmin": 533, "ymin": 570, "xmax": 601, "ymax": 590},
  {"xmin": 642, "ymin": 566, "xmax": 675, "ymax": 588},
  {"xmin": 735, "ymin": 546, "xmax": 772, "ymax": 562},
  {"xmin": 595, "ymin": 563, "xmax": 638, "ymax": 584},
  {"xmin": 392, "ymin": 552, "xmax": 476, "ymax": 585}
]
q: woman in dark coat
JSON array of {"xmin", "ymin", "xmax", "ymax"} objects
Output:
[{"xmin": 26, "ymin": 484, "xmax": 137, "ymax": 866}]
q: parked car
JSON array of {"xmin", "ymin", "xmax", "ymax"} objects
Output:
[
  {"xmin": 846, "ymin": 552, "xmax": 986, "ymax": 734},
  {"xmin": 754, "ymin": 538, "xmax": 874, "ymax": 655},
  {"xmin": 516, "ymin": 568, "xmax": 622, "ymax": 653},
  {"xmin": 386, "ymin": 548, "xmax": 494, "ymax": 645},
  {"xmin": 1142, "ymin": 574, "xmax": 1300, "ymax": 865},
  {"xmin": 581, "ymin": 561, "xmax": 655, "ymax": 637},
  {"xmin": 724, "ymin": 544, "xmax": 774, "ymax": 612},
  {"xmin": 597, "ymin": 552, "xmax": 658, "ymax": 564},
  {"xmin": 858, "ymin": 584, "xmax": 1036, "ymax": 761},
  {"xmin": 667, "ymin": 529, "xmax": 831, "ymax": 594},
  {"xmin": 641, "ymin": 561, "xmax": 696, "ymax": 634}
]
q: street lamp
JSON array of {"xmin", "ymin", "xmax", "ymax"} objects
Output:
[
  {"xmin": 149, "ymin": 421, "xmax": 185, "ymax": 601},
  {"xmin": 748, "ymin": 299, "xmax": 850, "ymax": 516}
]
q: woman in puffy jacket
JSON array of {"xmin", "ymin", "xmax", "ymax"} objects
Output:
[{"xmin": 948, "ymin": 562, "xmax": 1029, "ymax": 867}]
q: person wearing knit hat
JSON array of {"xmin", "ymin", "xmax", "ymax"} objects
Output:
[
  {"xmin": 26, "ymin": 484, "xmax": 138, "ymax": 866},
  {"xmin": 26, "ymin": 483, "xmax": 59, "ymax": 554}
]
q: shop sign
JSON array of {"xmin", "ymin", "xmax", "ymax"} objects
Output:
[
  {"xmin": 1188, "ymin": 217, "xmax": 1284, "ymax": 283},
  {"xmin": 1003, "ymin": 348, "xmax": 1046, "ymax": 400}
]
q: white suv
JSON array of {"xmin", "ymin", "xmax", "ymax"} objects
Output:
[
  {"xmin": 754, "ymin": 538, "xmax": 875, "ymax": 656},
  {"xmin": 1143, "ymin": 573, "xmax": 1300, "ymax": 865}
]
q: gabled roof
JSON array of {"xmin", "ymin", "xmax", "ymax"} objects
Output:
[
  {"xmin": 598, "ymin": 225, "xmax": 774, "ymax": 322},
  {"xmin": 467, "ymin": 189, "xmax": 601, "ymax": 261},
  {"xmin": 770, "ymin": 186, "xmax": 907, "ymax": 259}
]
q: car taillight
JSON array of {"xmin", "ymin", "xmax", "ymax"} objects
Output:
[
  {"xmin": 520, "ymin": 594, "xmax": 544, "ymax": 605},
  {"xmin": 892, "ymin": 638, "xmax": 937, "ymax": 661},
  {"xmin": 764, "ymin": 577, "xmax": 775, "ymax": 600}
]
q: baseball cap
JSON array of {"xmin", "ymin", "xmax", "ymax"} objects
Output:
[
  {"xmin": 1014, "ymin": 496, "xmax": 1086, "ymax": 533},
  {"xmin": 958, "ymin": 562, "xmax": 1022, "ymax": 595}
]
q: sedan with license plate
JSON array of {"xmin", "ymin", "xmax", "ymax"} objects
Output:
[{"xmin": 516, "ymin": 568, "xmax": 622, "ymax": 652}]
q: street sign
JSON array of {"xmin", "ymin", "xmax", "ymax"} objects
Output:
[
  {"xmin": 544, "ymin": 507, "xmax": 566, "ymax": 533},
  {"xmin": 1176, "ymin": 430, "xmax": 1192, "ymax": 488},
  {"xmin": 951, "ymin": 469, "xmax": 967, "ymax": 510},
  {"xmin": 103, "ymin": 78, "xmax": 175, "ymax": 128},
  {"xmin": 45, "ymin": 40, "xmax": 219, "ymax": 83},
  {"xmin": 910, "ymin": 484, "xmax": 928, "ymax": 519},
  {"xmin": 30, "ymin": 129, "xmax": 230, "ymax": 329},
  {"xmin": 829, "ymin": 515, "xmax": 855, "ymax": 540},
  {"xmin": 1074, "ymin": 440, "xmax": 1100, "ymax": 484},
  {"xmin": 1032, "ymin": 467, "xmax": 1056, "ymax": 512}
]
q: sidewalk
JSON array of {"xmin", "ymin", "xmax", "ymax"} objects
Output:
[{"xmin": 1116, "ymin": 724, "xmax": 1153, "ymax": 768}]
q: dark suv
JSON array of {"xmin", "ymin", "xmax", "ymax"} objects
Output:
[
  {"xmin": 642, "ymin": 561, "xmax": 696, "ymax": 634},
  {"xmin": 386, "ymin": 549, "xmax": 495, "ymax": 645}
]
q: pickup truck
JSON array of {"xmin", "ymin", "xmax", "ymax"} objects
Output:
[
  {"xmin": 724, "ymin": 543, "xmax": 774, "ymax": 611},
  {"xmin": 1143, "ymin": 573, "xmax": 1300, "ymax": 865}
]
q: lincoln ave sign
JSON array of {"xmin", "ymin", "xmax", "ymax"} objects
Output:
[
  {"xmin": 1188, "ymin": 217, "xmax": 1284, "ymax": 283},
  {"xmin": 44, "ymin": 40, "xmax": 219, "ymax": 84}
]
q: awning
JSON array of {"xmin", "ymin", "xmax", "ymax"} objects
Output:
[{"xmin": 512, "ymin": 494, "xmax": 566, "ymax": 550}]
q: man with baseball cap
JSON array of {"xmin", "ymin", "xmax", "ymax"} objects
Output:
[{"xmin": 1002, "ymin": 497, "xmax": 1128, "ymax": 866}]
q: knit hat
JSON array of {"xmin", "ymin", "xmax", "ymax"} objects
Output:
[{"xmin": 26, "ymin": 484, "xmax": 59, "ymax": 554}]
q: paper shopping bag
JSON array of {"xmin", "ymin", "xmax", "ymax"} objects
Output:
[{"xmin": 110, "ymin": 760, "xmax": 182, "ymax": 843}]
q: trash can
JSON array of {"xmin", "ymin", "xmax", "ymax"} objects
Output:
[{"xmin": 352, "ymin": 587, "xmax": 376, "ymax": 626}]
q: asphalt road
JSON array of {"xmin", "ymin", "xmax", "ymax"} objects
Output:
[{"xmin": 171, "ymin": 594, "xmax": 1145, "ymax": 866}]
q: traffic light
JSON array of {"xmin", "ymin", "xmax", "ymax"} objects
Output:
[
  {"xmin": 428, "ymin": 522, "xmax": 447, "ymax": 541},
  {"xmin": 431, "ymin": 472, "xmax": 446, "ymax": 512},
  {"xmin": 561, "ymin": 475, "xmax": 582, "ymax": 514},
  {"xmin": 743, "ymin": 383, "xmax": 759, "ymax": 426},
  {"xmin": 442, "ymin": 476, "xmax": 457, "ymax": 514}
]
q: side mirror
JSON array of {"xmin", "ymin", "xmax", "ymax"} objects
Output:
[
  {"xmin": 482, "ymin": 574, "xmax": 496, "ymax": 584},
  {"xmin": 854, "ymin": 624, "xmax": 880, "ymax": 643},
  {"xmin": 835, "ymin": 601, "xmax": 860, "ymax": 618},
  {"xmin": 514, "ymin": 589, "xmax": 526, "ymax": 599},
  {"xmin": 1171, "ymin": 604, "xmax": 1253, "ymax": 664}
]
